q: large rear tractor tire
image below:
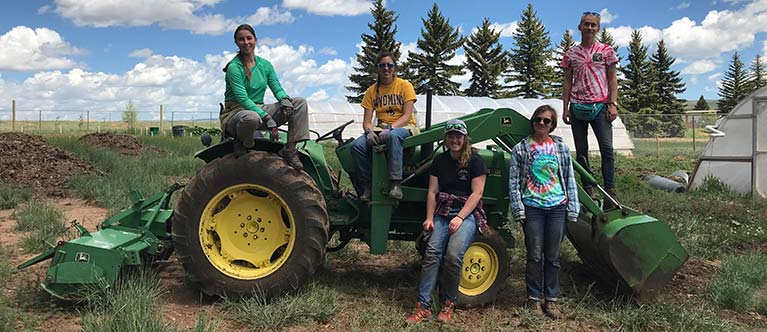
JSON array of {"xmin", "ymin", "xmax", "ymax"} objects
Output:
[
  {"xmin": 172, "ymin": 151, "xmax": 329, "ymax": 299},
  {"xmin": 456, "ymin": 227, "xmax": 510, "ymax": 308}
]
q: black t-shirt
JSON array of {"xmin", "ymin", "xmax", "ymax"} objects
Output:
[{"xmin": 429, "ymin": 152, "xmax": 488, "ymax": 197}]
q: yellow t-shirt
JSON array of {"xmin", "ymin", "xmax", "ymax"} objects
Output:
[{"xmin": 361, "ymin": 78, "xmax": 418, "ymax": 126}]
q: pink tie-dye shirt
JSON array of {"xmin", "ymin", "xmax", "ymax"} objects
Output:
[{"xmin": 560, "ymin": 41, "xmax": 618, "ymax": 104}]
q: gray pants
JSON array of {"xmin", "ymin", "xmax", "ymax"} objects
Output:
[{"xmin": 222, "ymin": 97, "xmax": 310, "ymax": 144}]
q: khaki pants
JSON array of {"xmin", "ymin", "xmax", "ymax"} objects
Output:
[{"xmin": 220, "ymin": 97, "xmax": 310, "ymax": 144}]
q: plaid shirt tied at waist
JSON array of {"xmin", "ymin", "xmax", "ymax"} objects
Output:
[{"xmin": 435, "ymin": 192, "xmax": 487, "ymax": 233}]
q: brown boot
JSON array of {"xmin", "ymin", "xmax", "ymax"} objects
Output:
[
  {"xmin": 584, "ymin": 186, "xmax": 597, "ymax": 200},
  {"xmin": 526, "ymin": 299, "xmax": 544, "ymax": 317},
  {"xmin": 406, "ymin": 302, "xmax": 431, "ymax": 324},
  {"xmin": 604, "ymin": 188, "xmax": 619, "ymax": 209},
  {"xmin": 543, "ymin": 301, "xmax": 562, "ymax": 320},
  {"xmin": 278, "ymin": 148, "xmax": 303, "ymax": 169},
  {"xmin": 436, "ymin": 299, "xmax": 455, "ymax": 323}
]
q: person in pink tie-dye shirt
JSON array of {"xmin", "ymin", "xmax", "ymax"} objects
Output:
[{"xmin": 561, "ymin": 11, "xmax": 620, "ymax": 204}]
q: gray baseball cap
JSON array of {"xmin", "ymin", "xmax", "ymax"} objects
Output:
[{"xmin": 444, "ymin": 119, "xmax": 468, "ymax": 135}]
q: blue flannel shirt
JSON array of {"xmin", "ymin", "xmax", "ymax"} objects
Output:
[{"xmin": 509, "ymin": 135, "xmax": 579, "ymax": 222}]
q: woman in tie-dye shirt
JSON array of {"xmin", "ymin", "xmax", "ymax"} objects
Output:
[{"xmin": 509, "ymin": 105, "xmax": 579, "ymax": 320}]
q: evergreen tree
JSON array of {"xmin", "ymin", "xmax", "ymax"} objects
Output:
[
  {"xmin": 504, "ymin": 3, "xmax": 554, "ymax": 98},
  {"xmin": 648, "ymin": 40, "xmax": 686, "ymax": 137},
  {"xmin": 598, "ymin": 28, "xmax": 620, "ymax": 62},
  {"xmin": 718, "ymin": 52, "xmax": 750, "ymax": 114},
  {"xmin": 463, "ymin": 18, "xmax": 509, "ymax": 97},
  {"xmin": 619, "ymin": 30, "xmax": 651, "ymax": 114},
  {"xmin": 346, "ymin": 0, "xmax": 402, "ymax": 102},
  {"xmin": 407, "ymin": 3, "xmax": 465, "ymax": 95},
  {"xmin": 748, "ymin": 54, "xmax": 767, "ymax": 93},
  {"xmin": 694, "ymin": 95, "xmax": 710, "ymax": 110},
  {"xmin": 550, "ymin": 30, "xmax": 575, "ymax": 98}
]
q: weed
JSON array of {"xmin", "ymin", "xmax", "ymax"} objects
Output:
[
  {"xmin": 0, "ymin": 182, "xmax": 32, "ymax": 209},
  {"xmin": 13, "ymin": 200, "xmax": 65, "ymax": 232},
  {"xmin": 757, "ymin": 297, "xmax": 767, "ymax": 316},
  {"xmin": 191, "ymin": 312, "xmax": 222, "ymax": 332},
  {"xmin": 223, "ymin": 282, "xmax": 340, "ymax": 331},
  {"xmin": 81, "ymin": 269, "xmax": 176, "ymax": 332}
]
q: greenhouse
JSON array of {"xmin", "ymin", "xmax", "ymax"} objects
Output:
[{"xmin": 306, "ymin": 96, "xmax": 635, "ymax": 155}]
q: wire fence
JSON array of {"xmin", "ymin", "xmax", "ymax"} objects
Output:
[{"xmin": 619, "ymin": 112, "xmax": 723, "ymax": 157}]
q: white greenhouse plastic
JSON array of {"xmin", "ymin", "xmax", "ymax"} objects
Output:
[
  {"xmin": 690, "ymin": 87, "xmax": 767, "ymax": 198},
  {"xmin": 306, "ymin": 96, "xmax": 634, "ymax": 155}
]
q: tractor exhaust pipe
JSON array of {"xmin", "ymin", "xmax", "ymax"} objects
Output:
[{"xmin": 420, "ymin": 87, "xmax": 433, "ymax": 161}]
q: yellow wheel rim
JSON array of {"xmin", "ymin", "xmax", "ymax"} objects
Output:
[
  {"xmin": 199, "ymin": 184, "xmax": 295, "ymax": 280},
  {"xmin": 458, "ymin": 242, "xmax": 499, "ymax": 296}
]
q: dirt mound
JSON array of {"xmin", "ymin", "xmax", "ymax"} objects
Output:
[
  {"xmin": 0, "ymin": 132, "xmax": 101, "ymax": 197},
  {"xmin": 79, "ymin": 133, "xmax": 161, "ymax": 155}
]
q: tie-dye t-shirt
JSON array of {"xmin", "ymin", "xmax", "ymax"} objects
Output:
[{"xmin": 522, "ymin": 137, "xmax": 567, "ymax": 208}]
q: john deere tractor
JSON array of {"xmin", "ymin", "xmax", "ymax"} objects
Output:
[{"xmin": 19, "ymin": 106, "xmax": 687, "ymax": 306}]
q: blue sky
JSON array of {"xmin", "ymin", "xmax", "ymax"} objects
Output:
[{"xmin": 1, "ymin": 0, "xmax": 766, "ymax": 117}]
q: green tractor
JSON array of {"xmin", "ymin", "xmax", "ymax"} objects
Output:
[{"xmin": 19, "ymin": 106, "xmax": 687, "ymax": 306}]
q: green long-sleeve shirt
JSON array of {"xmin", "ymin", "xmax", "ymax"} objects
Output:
[{"xmin": 224, "ymin": 55, "xmax": 290, "ymax": 117}]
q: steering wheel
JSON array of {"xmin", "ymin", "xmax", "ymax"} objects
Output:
[{"xmin": 316, "ymin": 120, "xmax": 355, "ymax": 144}]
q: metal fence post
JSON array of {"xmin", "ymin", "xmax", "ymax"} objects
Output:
[
  {"xmin": 12, "ymin": 100, "xmax": 15, "ymax": 131},
  {"xmin": 38, "ymin": 110, "xmax": 42, "ymax": 131},
  {"xmin": 87, "ymin": 111, "xmax": 90, "ymax": 131},
  {"xmin": 159, "ymin": 104, "xmax": 163, "ymax": 132},
  {"xmin": 171, "ymin": 112, "xmax": 174, "ymax": 128},
  {"xmin": 209, "ymin": 112, "xmax": 213, "ymax": 128},
  {"xmin": 691, "ymin": 115, "xmax": 696, "ymax": 152}
]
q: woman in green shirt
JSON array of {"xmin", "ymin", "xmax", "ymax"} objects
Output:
[{"xmin": 220, "ymin": 24, "xmax": 309, "ymax": 169}]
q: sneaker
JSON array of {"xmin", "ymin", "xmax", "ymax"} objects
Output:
[
  {"xmin": 526, "ymin": 299, "xmax": 544, "ymax": 317},
  {"xmin": 406, "ymin": 302, "xmax": 431, "ymax": 324},
  {"xmin": 543, "ymin": 301, "xmax": 562, "ymax": 320},
  {"xmin": 359, "ymin": 186, "xmax": 371, "ymax": 202},
  {"xmin": 389, "ymin": 181, "xmax": 403, "ymax": 200},
  {"xmin": 436, "ymin": 300, "xmax": 455, "ymax": 323},
  {"xmin": 278, "ymin": 148, "xmax": 303, "ymax": 169}
]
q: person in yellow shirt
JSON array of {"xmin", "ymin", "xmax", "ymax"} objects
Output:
[{"xmin": 351, "ymin": 51, "xmax": 419, "ymax": 201}]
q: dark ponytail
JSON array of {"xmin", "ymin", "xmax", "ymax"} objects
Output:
[
  {"xmin": 373, "ymin": 51, "xmax": 397, "ymax": 111},
  {"xmin": 224, "ymin": 24, "xmax": 257, "ymax": 81}
]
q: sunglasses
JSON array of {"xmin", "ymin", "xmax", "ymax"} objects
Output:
[
  {"xmin": 377, "ymin": 63, "xmax": 395, "ymax": 69},
  {"xmin": 582, "ymin": 11, "xmax": 600, "ymax": 17},
  {"xmin": 445, "ymin": 123, "xmax": 467, "ymax": 131},
  {"xmin": 533, "ymin": 117, "xmax": 553, "ymax": 125}
]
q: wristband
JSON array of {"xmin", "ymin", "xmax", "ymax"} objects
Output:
[{"xmin": 456, "ymin": 215, "xmax": 464, "ymax": 221}]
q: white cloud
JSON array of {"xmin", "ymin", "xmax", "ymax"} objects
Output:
[
  {"xmin": 283, "ymin": 0, "xmax": 373, "ymax": 16},
  {"xmin": 607, "ymin": 2, "xmax": 767, "ymax": 58},
  {"xmin": 676, "ymin": 2, "xmax": 691, "ymax": 9},
  {"xmin": 0, "ymin": 41, "xmax": 352, "ymax": 116},
  {"xmin": 307, "ymin": 89, "xmax": 329, "ymax": 101},
  {"xmin": 606, "ymin": 25, "xmax": 664, "ymax": 47},
  {"xmin": 0, "ymin": 26, "xmax": 82, "ymax": 71},
  {"xmin": 37, "ymin": 5, "xmax": 51, "ymax": 14},
  {"xmin": 446, "ymin": 53, "xmax": 471, "ymax": 89},
  {"xmin": 319, "ymin": 47, "xmax": 338, "ymax": 56},
  {"xmin": 400, "ymin": 42, "xmax": 418, "ymax": 61},
  {"xmin": 50, "ymin": 0, "xmax": 293, "ymax": 35},
  {"xmin": 489, "ymin": 22, "xmax": 518, "ymax": 38},
  {"xmin": 682, "ymin": 59, "xmax": 719, "ymax": 74},
  {"xmin": 129, "ymin": 48, "xmax": 153, "ymax": 58},
  {"xmin": 599, "ymin": 8, "xmax": 617, "ymax": 24},
  {"xmin": 763, "ymin": 40, "xmax": 767, "ymax": 55},
  {"xmin": 708, "ymin": 72, "xmax": 723, "ymax": 81}
]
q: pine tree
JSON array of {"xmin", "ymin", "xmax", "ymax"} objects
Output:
[
  {"xmin": 694, "ymin": 95, "xmax": 710, "ymax": 110},
  {"xmin": 718, "ymin": 52, "xmax": 750, "ymax": 114},
  {"xmin": 463, "ymin": 18, "xmax": 509, "ymax": 97},
  {"xmin": 619, "ymin": 30, "xmax": 651, "ymax": 114},
  {"xmin": 550, "ymin": 30, "xmax": 575, "ymax": 98},
  {"xmin": 407, "ymin": 3, "xmax": 465, "ymax": 95},
  {"xmin": 598, "ymin": 28, "xmax": 620, "ymax": 62},
  {"xmin": 346, "ymin": 0, "xmax": 402, "ymax": 102},
  {"xmin": 504, "ymin": 3, "xmax": 554, "ymax": 98},
  {"xmin": 748, "ymin": 54, "xmax": 767, "ymax": 93},
  {"xmin": 648, "ymin": 40, "xmax": 686, "ymax": 137}
]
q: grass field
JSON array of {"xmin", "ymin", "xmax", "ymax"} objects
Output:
[{"xmin": 1, "ymin": 134, "xmax": 765, "ymax": 331}]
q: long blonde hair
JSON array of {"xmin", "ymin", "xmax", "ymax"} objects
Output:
[{"xmin": 457, "ymin": 136, "xmax": 476, "ymax": 169}]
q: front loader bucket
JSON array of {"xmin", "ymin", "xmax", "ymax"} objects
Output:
[{"xmin": 566, "ymin": 209, "xmax": 688, "ymax": 302}]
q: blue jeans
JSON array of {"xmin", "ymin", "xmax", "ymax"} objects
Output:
[
  {"xmin": 417, "ymin": 210, "xmax": 477, "ymax": 308},
  {"xmin": 350, "ymin": 127, "xmax": 411, "ymax": 183},
  {"xmin": 522, "ymin": 204, "xmax": 566, "ymax": 301},
  {"xmin": 570, "ymin": 107, "xmax": 615, "ymax": 189}
]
